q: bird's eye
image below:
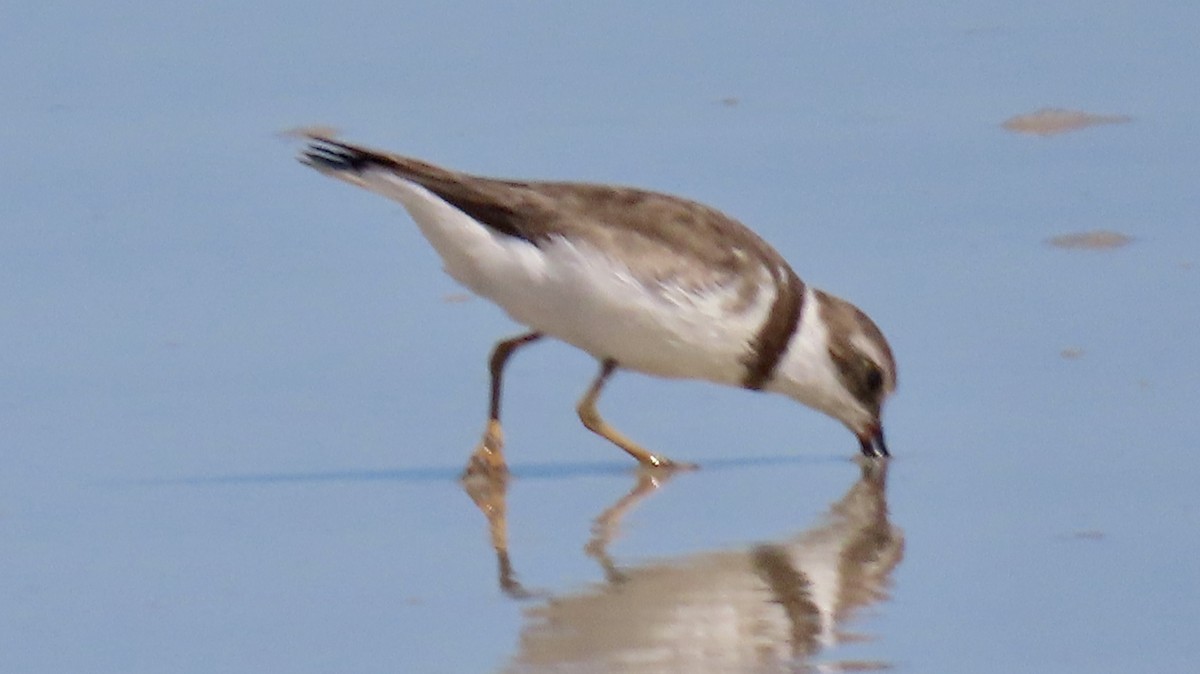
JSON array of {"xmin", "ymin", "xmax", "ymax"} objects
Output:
[
  {"xmin": 862, "ymin": 359, "xmax": 884, "ymax": 394},
  {"xmin": 829, "ymin": 347, "xmax": 886, "ymax": 408}
]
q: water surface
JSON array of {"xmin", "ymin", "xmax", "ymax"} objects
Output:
[{"xmin": 3, "ymin": 2, "xmax": 1198, "ymax": 672}]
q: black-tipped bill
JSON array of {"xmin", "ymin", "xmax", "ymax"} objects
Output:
[{"xmin": 858, "ymin": 425, "xmax": 890, "ymax": 458}]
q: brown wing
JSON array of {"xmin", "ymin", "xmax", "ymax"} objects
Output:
[{"xmin": 301, "ymin": 134, "xmax": 785, "ymax": 289}]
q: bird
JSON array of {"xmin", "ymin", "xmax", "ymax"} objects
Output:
[{"xmin": 296, "ymin": 131, "xmax": 896, "ymax": 476}]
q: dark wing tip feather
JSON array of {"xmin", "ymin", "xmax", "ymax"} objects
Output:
[
  {"xmin": 299, "ymin": 140, "xmax": 372, "ymax": 173},
  {"xmin": 287, "ymin": 127, "xmax": 390, "ymax": 175}
]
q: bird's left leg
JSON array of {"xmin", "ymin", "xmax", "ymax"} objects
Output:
[{"xmin": 464, "ymin": 331, "xmax": 543, "ymax": 478}]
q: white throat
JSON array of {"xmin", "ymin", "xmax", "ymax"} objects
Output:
[{"xmin": 765, "ymin": 288, "xmax": 865, "ymax": 429}]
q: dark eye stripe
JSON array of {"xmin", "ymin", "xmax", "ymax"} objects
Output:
[{"xmin": 866, "ymin": 366, "xmax": 884, "ymax": 393}]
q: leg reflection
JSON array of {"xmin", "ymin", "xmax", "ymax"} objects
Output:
[
  {"xmin": 461, "ymin": 471, "xmax": 533, "ymax": 599},
  {"xmin": 585, "ymin": 467, "xmax": 681, "ymax": 584},
  {"xmin": 461, "ymin": 465, "xmax": 686, "ymax": 597}
]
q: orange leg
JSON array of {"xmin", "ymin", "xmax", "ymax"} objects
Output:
[
  {"xmin": 576, "ymin": 359, "xmax": 691, "ymax": 469},
  {"xmin": 463, "ymin": 331, "xmax": 542, "ymax": 478}
]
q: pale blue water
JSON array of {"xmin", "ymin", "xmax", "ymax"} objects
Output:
[{"xmin": 3, "ymin": 2, "xmax": 1198, "ymax": 672}]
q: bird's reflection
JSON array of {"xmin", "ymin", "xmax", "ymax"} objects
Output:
[{"xmin": 463, "ymin": 459, "xmax": 903, "ymax": 672}]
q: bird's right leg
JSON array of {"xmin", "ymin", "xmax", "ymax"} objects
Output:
[
  {"xmin": 576, "ymin": 359, "xmax": 692, "ymax": 470},
  {"xmin": 463, "ymin": 331, "xmax": 543, "ymax": 478}
]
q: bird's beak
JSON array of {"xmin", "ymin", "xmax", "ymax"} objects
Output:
[{"xmin": 858, "ymin": 424, "xmax": 889, "ymax": 458}]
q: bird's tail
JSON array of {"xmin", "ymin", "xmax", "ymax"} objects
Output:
[{"xmin": 291, "ymin": 127, "xmax": 462, "ymax": 192}]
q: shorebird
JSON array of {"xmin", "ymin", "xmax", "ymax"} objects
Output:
[{"xmin": 297, "ymin": 132, "xmax": 896, "ymax": 475}]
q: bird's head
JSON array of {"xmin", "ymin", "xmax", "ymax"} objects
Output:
[{"xmin": 771, "ymin": 289, "xmax": 896, "ymax": 457}]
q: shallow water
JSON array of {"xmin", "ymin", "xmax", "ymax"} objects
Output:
[{"xmin": 4, "ymin": 3, "xmax": 1199, "ymax": 672}]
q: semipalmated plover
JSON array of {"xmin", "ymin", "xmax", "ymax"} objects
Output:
[{"xmin": 298, "ymin": 132, "xmax": 896, "ymax": 475}]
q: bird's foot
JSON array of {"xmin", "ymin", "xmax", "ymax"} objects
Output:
[
  {"xmin": 639, "ymin": 455, "xmax": 699, "ymax": 472},
  {"xmin": 462, "ymin": 419, "xmax": 509, "ymax": 480}
]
